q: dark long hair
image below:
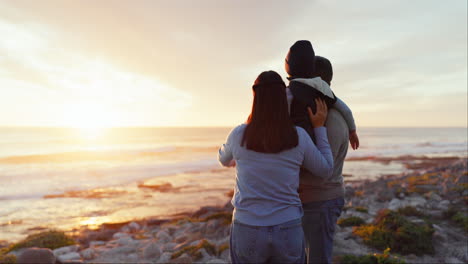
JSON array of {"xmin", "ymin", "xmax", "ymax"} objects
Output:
[{"xmin": 242, "ymin": 71, "xmax": 298, "ymax": 153}]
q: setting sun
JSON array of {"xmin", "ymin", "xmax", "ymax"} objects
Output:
[{"xmin": 64, "ymin": 102, "xmax": 114, "ymax": 139}]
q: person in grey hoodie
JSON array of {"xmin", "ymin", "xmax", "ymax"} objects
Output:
[{"xmin": 285, "ymin": 40, "xmax": 354, "ymax": 264}]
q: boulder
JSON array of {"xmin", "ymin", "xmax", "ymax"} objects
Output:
[{"xmin": 17, "ymin": 248, "xmax": 56, "ymax": 264}]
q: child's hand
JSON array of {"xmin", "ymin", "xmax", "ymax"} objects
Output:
[{"xmin": 349, "ymin": 130, "xmax": 359, "ymax": 150}]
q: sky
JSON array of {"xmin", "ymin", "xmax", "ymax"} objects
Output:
[{"xmin": 0, "ymin": 0, "xmax": 466, "ymax": 128}]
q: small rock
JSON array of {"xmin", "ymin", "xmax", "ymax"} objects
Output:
[
  {"xmin": 18, "ymin": 248, "xmax": 56, "ymax": 264},
  {"xmin": 53, "ymin": 245, "xmax": 79, "ymax": 256},
  {"xmin": 215, "ymin": 236, "xmax": 230, "ymax": 247},
  {"xmin": 189, "ymin": 239, "xmax": 202, "ymax": 246},
  {"xmin": 156, "ymin": 230, "xmax": 172, "ymax": 243},
  {"xmin": 142, "ymin": 241, "xmax": 162, "ymax": 259},
  {"xmin": 80, "ymin": 248, "xmax": 95, "ymax": 260},
  {"xmin": 175, "ymin": 234, "xmax": 189, "ymax": 243},
  {"xmin": 206, "ymin": 258, "xmax": 227, "ymax": 263},
  {"xmin": 117, "ymin": 236, "xmax": 136, "ymax": 246},
  {"xmin": 205, "ymin": 219, "xmax": 220, "ymax": 235},
  {"xmin": 113, "ymin": 232, "xmax": 128, "ymax": 239},
  {"xmin": 128, "ymin": 221, "xmax": 141, "ymax": 232},
  {"xmin": 406, "ymin": 195, "xmax": 427, "ymax": 208},
  {"xmin": 388, "ymin": 198, "xmax": 404, "ymax": 210},
  {"xmin": 89, "ymin": 241, "xmax": 106, "ymax": 247},
  {"xmin": 157, "ymin": 252, "xmax": 172, "ymax": 263},
  {"xmin": 107, "ymin": 245, "xmax": 136, "ymax": 255},
  {"xmin": 57, "ymin": 252, "xmax": 81, "ymax": 262},
  {"xmin": 161, "ymin": 242, "xmax": 178, "ymax": 252},
  {"xmin": 171, "ymin": 253, "xmax": 192, "ymax": 263},
  {"xmin": 220, "ymin": 248, "xmax": 230, "ymax": 261},
  {"xmin": 121, "ymin": 226, "xmax": 131, "ymax": 233},
  {"xmin": 437, "ymin": 200, "xmax": 451, "ymax": 210},
  {"xmin": 428, "ymin": 192, "xmax": 442, "ymax": 201},
  {"xmin": 198, "ymin": 248, "xmax": 214, "ymax": 262}
]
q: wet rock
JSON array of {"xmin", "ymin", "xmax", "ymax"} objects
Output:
[{"xmin": 17, "ymin": 248, "xmax": 56, "ymax": 264}]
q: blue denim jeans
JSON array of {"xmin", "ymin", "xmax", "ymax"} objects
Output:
[
  {"xmin": 230, "ymin": 218, "xmax": 306, "ymax": 264},
  {"xmin": 302, "ymin": 197, "xmax": 345, "ymax": 264}
]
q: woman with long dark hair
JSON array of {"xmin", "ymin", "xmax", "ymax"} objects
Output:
[{"xmin": 218, "ymin": 70, "xmax": 334, "ymax": 263}]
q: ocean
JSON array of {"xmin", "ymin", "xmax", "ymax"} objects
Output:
[{"xmin": 0, "ymin": 127, "xmax": 466, "ymax": 241}]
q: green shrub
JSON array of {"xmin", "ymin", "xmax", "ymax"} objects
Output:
[
  {"xmin": 452, "ymin": 212, "xmax": 468, "ymax": 232},
  {"xmin": 338, "ymin": 216, "xmax": 366, "ymax": 227},
  {"xmin": 171, "ymin": 239, "xmax": 216, "ymax": 260},
  {"xmin": 7, "ymin": 230, "xmax": 75, "ymax": 253},
  {"xmin": 355, "ymin": 207, "xmax": 369, "ymax": 213},
  {"xmin": 397, "ymin": 206, "xmax": 424, "ymax": 217},
  {"xmin": 340, "ymin": 248, "xmax": 406, "ymax": 264},
  {"xmin": 353, "ymin": 209, "xmax": 434, "ymax": 255}
]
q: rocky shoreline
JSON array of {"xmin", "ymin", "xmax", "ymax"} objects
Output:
[{"xmin": 1, "ymin": 157, "xmax": 467, "ymax": 263}]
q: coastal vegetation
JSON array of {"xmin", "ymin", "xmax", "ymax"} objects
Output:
[{"xmin": 353, "ymin": 209, "xmax": 434, "ymax": 255}]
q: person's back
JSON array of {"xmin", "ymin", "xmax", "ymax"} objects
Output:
[
  {"xmin": 299, "ymin": 108, "xmax": 348, "ymax": 202},
  {"xmin": 218, "ymin": 70, "xmax": 333, "ymax": 264},
  {"xmin": 221, "ymin": 123, "xmax": 333, "ymax": 226}
]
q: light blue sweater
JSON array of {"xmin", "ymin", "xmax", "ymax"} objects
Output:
[{"xmin": 218, "ymin": 124, "xmax": 333, "ymax": 226}]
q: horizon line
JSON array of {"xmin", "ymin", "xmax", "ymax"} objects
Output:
[{"xmin": 0, "ymin": 125, "xmax": 466, "ymax": 129}]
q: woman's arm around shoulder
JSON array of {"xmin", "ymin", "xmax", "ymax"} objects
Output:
[
  {"xmin": 297, "ymin": 125, "xmax": 334, "ymax": 179},
  {"xmin": 218, "ymin": 124, "xmax": 245, "ymax": 167}
]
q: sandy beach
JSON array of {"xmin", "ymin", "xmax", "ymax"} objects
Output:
[{"xmin": 1, "ymin": 155, "xmax": 466, "ymax": 263}]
